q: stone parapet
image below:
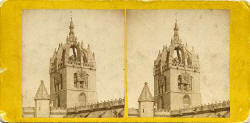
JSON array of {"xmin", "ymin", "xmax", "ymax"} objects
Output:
[
  {"xmin": 153, "ymin": 100, "xmax": 230, "ymax": 117},
  {"xmin": 169, "ymin": 100, "xmax": 230, "ymax": 117},
  {"xmin": 50, "ymin": 107, "xmax": 67, "ymax": 117},
  {"xmin": 50, "ymin": 107, "xmax": 67, "ymax": 114},
  {"xmin": 22, "ymin": 107, "xmax": 35, "ymax": 117},
  {"xmin": 23, "ymin": 107, "xmax": 35, "ymax": 113},
  {"xmin": 67, "ymin": 98, "xmax": 125, "ymax": 114}
]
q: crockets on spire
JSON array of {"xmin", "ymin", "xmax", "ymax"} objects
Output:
[
  {"xmin": 67, "ymin": 17, "xmax": 77, "ymax": 43},
  {"xmin": 172, "ymin": 18, "xmax": 181, "ymax": 44},
  {"xmin": 69, "ymin": 17, "xmax": 74, "ymax": 35}
]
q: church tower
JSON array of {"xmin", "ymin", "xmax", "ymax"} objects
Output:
[
  {"xmin": 138, "ymin": 82, "xmax": 154, "ymax": 117},
  {"xmin": 153, "ymin": 20, "xmax": 201, "ymax": 111},
  {"xmin": 34, "ymin": 80, "xmax": 50, "ymax": 117},
  {"xmin": 49, "ymin": 18, "xmax": 97, "ymax": 108}
]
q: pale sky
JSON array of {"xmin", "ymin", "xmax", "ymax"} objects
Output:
[
  {"xmin": 127, "ymin": 10, "xmax": 230, "ymax": 108},
  {"xmin": 22, "ymin": 10, "xmax": 124, "ymax": 107}
]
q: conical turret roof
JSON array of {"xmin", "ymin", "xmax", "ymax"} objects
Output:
[
  {"xmin": 34, "ymin": 80, "xmax": 50, "ymax": 100},
  {"xmin": 138, "ymin": 82, "xmax": 154, "ymax": 102}
]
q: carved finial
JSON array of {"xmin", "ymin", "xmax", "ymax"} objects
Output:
[
  {"xmin": 164, "ymin": 44, "xmax": 168, "ymax": 50},
  {"xmin": 88, "ymin": 44, "xmax": 90, "ymax": 49},
  {"xmin": 81, "ymin": 41, "xmax": 83, "ymax": 49}
]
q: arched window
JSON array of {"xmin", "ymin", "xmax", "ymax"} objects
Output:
[
  {"xmin": 173, "ymin": 47, "xmax": 183, "ymax": 64},
  {"xmin": 178, "ymin": 75, "xmax": 182, "ymax": 83},
  {"xmin": 164, "ymin": 76, "xmax": 167, "ymax": 92},
  {"xmin": 83, "ymin": 53, "xmax": 88, "ymax": 63},
  {"xmin": 54, "ymin": 58, "xmax": 57, "ymax": 69},
  {"xmin": 178, "ymin": 75, "xmax": 182, "ymax": 89},
  {"xmin": 79, "ymin": 92, "xmax": 86, "ymax": 106},
  {"xmin": 161, "ymin": 96, "xmax": 164, "ymax": 109},
  {"xmin": 74, "ymin": 73, "xmax": 77, "ymax": 88},
  {"xmin": 69, "ymin": 46, "xmax": 77, "ymax": 59},
  {"xmin": 178, "ymin": 73, "xmax": 192, "ymax": 91},
  {"xmin": 183, "ymin": 95, "xmax": 191, "ymax": 108},
  {"xmin": 60, "ymin": 74, "xmax": 63, "ymax": 89},
  {"xmin": 187, "ymin": 56, "xmax": 192, "ymax": 65},
  {"xmin": 57, "ymin": 96, "xmax": 60, "ymax": 107},
  {"xmin": 80, "ymin": 81, "xmax": 83, "ymax": 88},
  {"xmin": 62, "ymin": 49, "xmax": 66, "ymax": 64},
  {"xmin": 189, "ymin": 76, "xmax": 193, "ymax": 90}
]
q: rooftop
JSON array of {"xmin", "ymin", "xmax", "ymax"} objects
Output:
[
  {"xmin": 34, "ymin": 80, "xmax": 50, "ymax": 100},
  {"xmin": 138, "ymin": 82, "xmax": 154, "ymax": 102}
]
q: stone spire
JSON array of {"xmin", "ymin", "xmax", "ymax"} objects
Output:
[
  {"xmin": 69, "ymin": 17, "xmax": 74, "ymax": 36},
  {"xmin": 174, "ymin": 18, "xmax": 179, "ymax": 31},
  {"xmin": 67, "ymin": 17, "xmax": 77, "ymax": 43},
  {"xmin": 172, "ymin": 18, "xmax": 181, "ymax": 44},
  {"xmin": 34, "ymin": 80, "xmax": 50, "ymax": 100},
  {"xmin": 138, "ymin": 82, "xmax": 154, "ymax": 102}
]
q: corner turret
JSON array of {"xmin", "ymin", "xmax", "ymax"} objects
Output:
[
  {"xmin": 138, "ymin": 82, "xmax": 154, "ymax": 117},
  {"xmin": 34, "ymin": 80, "xmax": 50, "ymax": 117}
]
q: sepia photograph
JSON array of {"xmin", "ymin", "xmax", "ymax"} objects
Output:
[
  {"xmin": 0, "ymin": 0, "xmax": 249, "ymax": 122},
  {"xmin": 127, "ymin": 10, "xmax": 230, "ymax": 117},
  {"xmin": 22, "ymin": 10, "xmax": 124, "ymax": 118},
  {"xmin": 21, "ymin": 9, "xmax": 231, "ymax": 118}
]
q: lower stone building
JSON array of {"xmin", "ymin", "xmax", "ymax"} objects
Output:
[
  {"xmin": 23, "ymin": 81, "xmax": 124, "ymax": 118},
  {"xmin": 128, "ymin": 82, "xmax": 230, "ymax": 118}
]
